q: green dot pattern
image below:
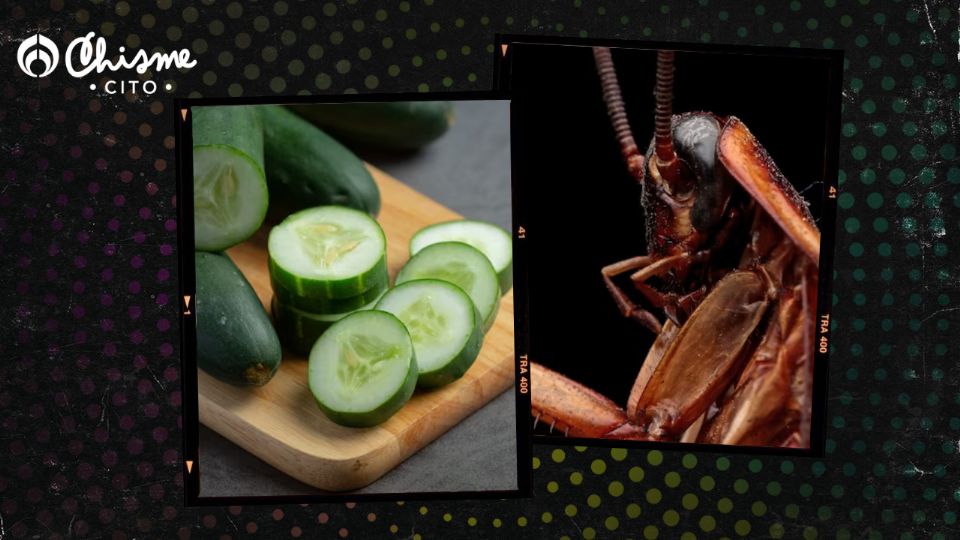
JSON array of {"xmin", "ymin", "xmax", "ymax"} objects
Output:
[{"xmin": 49, "ymin": 0, "xmax": 960, "ymax": 538}]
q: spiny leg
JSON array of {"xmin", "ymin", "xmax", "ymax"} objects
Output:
[
  {"xmin": 531, "ymin": 362, "xmax": 634, "ymax": 439},
  {"xmin": 601, "ymin": 255, "xmax": 662, "ymax": 333},
  {"xmin": 602, "ymin": 250, "xmax": 713, "ymax": 332},
  {"xmin": 626, "ymin": 250, "xmax": 712, "ymax": 324}
]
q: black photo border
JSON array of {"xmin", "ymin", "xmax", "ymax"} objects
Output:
[
  {"xmin": 498, "ymin": 33, "xmax": 841, "ymax": 459},
  {"xmin": 174, "ymin": 75, "xmax": 531, "ymax": 505}
]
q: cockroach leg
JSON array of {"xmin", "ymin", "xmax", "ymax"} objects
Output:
[
  {"xmin": 531, "ymin": 362, "xmax": 633, "ymax": 438},
  {"xmin": 629, "ymin": 251, "xmax": 709, "ymax": 284},
  {"xmin": 628, "ymin": 251, "xmax": 712, "ymax": 323},
  {"xmin": 675, "ymin": 287, "xmax": 707, "ymax": 316},
  {"xmin": 601, "ymin": 255, "xmax": 663, "ymax": 333},
  {"xmin": 602, "ymin": 255, "xmax": 655, "ymax": 276}
]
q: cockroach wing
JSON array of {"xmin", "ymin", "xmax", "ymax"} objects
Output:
[
  {"xmin": 699, "ymin": 287, "xmax": 805, "ymax": 446},
  {"xmin": 717, "ymin": 117, "xmax": 821, "ymax": 266},
  {"xmin": 625, "ymin": 319, "xmax": 680, "ymax": 424},
  {"xmin": 632, "ymin": 270, "xmax": 772, "ymax": 437}
]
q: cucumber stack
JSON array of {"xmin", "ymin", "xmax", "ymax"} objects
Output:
[
  {"xmin": 302, "ymin": 217, "xmax": 512, "ymax": 427},
  {"xmin": 267, "ymin": 206, "xmax": 389, "ymax": 355}
]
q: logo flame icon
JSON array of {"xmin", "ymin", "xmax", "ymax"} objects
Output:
[{"xmin": 17, "ymin": 33, "xmax": 59, "ymax": 78}]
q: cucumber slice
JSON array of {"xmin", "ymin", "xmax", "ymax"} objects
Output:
[
  {"xmin": 308, "ymin": 310, "xmax": 418, "ymax": 427},
  {"xmin": 396, "ymin": 242, "xmax": 501, "ymax": 332},
  {"xmin": 270, "ymin": 274, "xmax": 386, "ymax": 314},
  {"xmin": 271, "ymin": 294, "xmax": 381, "ymax": 356},
  {"xmin": 268, "ymin": 206, "xmax": 388, "ymax": 300},
  {"xmin": 410, "ymin": 220, "xmax": 513, "ymax": 294},
  {"xmin": 192, "ymin": 106, "xmax": 268, "ymax": 252},
  {"xmin": 375, "ymin": 279, "xmax": 484, "ymax": 388}
]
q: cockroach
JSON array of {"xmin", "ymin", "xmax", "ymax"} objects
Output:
[{"xmin": 530, "ymin": 47, "xmax": 821, "ymax": 447}]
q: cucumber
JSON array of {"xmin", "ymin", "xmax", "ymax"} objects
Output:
[
  {"xmin": 195, "ymin": 251, "xmax": 282, "ymax": 386},
  {"xmin": 271, "ymin": 294, "xmax": 381, "ymax": 356},
  {"xmin": 286, "ymin": 101, "xmax": 454, "ymax": 150},
  {"xmin": 308, "ymin": 310, "xmax": 418, "ymax": 427},
  {"xmin": 258, "ymin": 105, "xmax": 381, "ymax": 217},
  {"xmin": 396, "ymin": 242, "xmax": 501, "ymax": 332},
  {"xmin": 375, "ymin": 280, "xmax": 483, "ymax": 388},
  {"xmin": 270, "ymin": 273, "xmax": 386, "ymax": 314},
  {"xmin": 192, "ymin": 106, "xmax": 268, "ymax": 252},
  {"xmin": 268, "ymin": 206, "xmax": 388, "ymax": 300},
  {"xmin": 410, "ymin": 220, "xmax": 513, "ymax": 294}
]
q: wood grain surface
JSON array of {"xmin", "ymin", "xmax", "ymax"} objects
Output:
[{"xmin": 197, "ymin": 165, "xmax": 516, "ymax": 492}]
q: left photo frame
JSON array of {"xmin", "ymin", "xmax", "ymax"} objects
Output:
[{"xmin": 174, "ymin": 94, "xmax": 529, "ymax": 504}]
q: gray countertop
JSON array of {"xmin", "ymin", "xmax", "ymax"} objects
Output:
[{"xmin": 198, "ymin": 100, "xmax": 519, "ymax": 497}]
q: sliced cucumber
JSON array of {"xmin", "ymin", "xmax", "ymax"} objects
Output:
[
  {"xmin": 410, "ymin": 220, "xmax": 513, "ymax": 294},
  {"xmin": 192, "ymin": 106, "xmax": 268, "ymax": 252},
  {"xmin": 270, "ymin": 274, "xmax": 386, "ymax": 314},
  {"xmin": 375, "ymin": 279, "xmax": 483, "ymax": 388},
  {"xmin": 396, "ymin": 242, "xmax": 501, "ymax": 332},
  {"xmin": 268, "ymin": 206, "xmax": 388, "ymax": 300},
  {"xmin": 271, "ymin": 294, "xmax": 381, "ymax": 356},
  {"xmin": 308, "ymin": 310, "xmax": 418, "ymax": 427}
]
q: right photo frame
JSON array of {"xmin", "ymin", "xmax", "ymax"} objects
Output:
[{"xmin": 506, "ymin": 37, "xmax": 841, "ymax": 454}]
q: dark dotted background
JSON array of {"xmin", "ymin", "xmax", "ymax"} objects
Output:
[{"xmin": 1, "ymin": 0, "xmax": 958, "ymax": 538}]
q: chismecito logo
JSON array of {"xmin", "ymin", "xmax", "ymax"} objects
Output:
[
  {"xmin": 17, "ymin": 33, "xmax": 59, "ymax": 78},
  {"xmin": 16, "ymin": 31, "xmax": 197, "ymax": 95}
]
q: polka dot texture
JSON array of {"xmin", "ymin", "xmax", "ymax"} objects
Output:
[{"xmin": 2, "ymin": 1, "xmax": 956, "ymax": 538}]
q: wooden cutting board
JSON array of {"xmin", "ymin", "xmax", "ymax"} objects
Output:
[{"xmin": 198, "ymin": 165, "xmax": 516, "ymax": 492}]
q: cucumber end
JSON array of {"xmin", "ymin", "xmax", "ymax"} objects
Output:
[{"xmin": 244, "ymin": 362, "xmax": 278, "ymax": 386}]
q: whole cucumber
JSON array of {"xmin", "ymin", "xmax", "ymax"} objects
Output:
[
  {"xmin": 195, "ymin": 251, "xmax": 282, "ymax": 386},
  {"xmin": 259, "ymin": 105, "xmax": 381, "ymax": 216},
  {"xmin": 286, "ymin": 101, "xmax": 453, "ymax": 150}
]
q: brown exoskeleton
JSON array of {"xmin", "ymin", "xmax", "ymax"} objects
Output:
[{"xmin": 531, "ymin": 48, "xmax": 821, "ymax": 447}]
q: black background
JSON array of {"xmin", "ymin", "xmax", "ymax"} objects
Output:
[
  {"xmin": 513, "ymin": 43, "xmax": 832, "ymax": 408},
  {"xmin": 3, "ymin": 0, "xmax": 958, "ymax": 537}
]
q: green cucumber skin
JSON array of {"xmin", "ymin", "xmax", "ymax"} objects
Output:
[
  {"xmin": 309, "ymin": 311, "xmax": 418, "ymax": 428},
  {"xmin": 496, "ymin": 262, "xmax": 513, "ymax": 296},
  {"xmin": 270, "ymin": 275, "xmax": 386, "ymax": 314},
  {"xmin": 376, "ymin": 280, "xmax": 485, "ymax": 388},
  {"xmin": 192, "ymin": 106, "xmax": 269, "ymax": 252},
  {"xmin": 195, "ymin": 252, "xmax": 282, "ymax": 386},
  {"xmin": 270, "ymin": 298, "xmax": 340, "ymax": 356},
  {"xmin": 287, "ymin": 101, "xmax": 453, "ymax": 150},
  {"xmin": 258, "ymin": 105, "xmax": 381, "ymax": 217},
  {"xmin": 268, "ymin": 252, "xmax": 389, "ymax": 300},
  {"xmin": 481, "ymin": 296, "xmax": 502, "ymax": 333},
  {"xmin": 192, "ymin": 106, "xmax": 265, "ymax": 165}
]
